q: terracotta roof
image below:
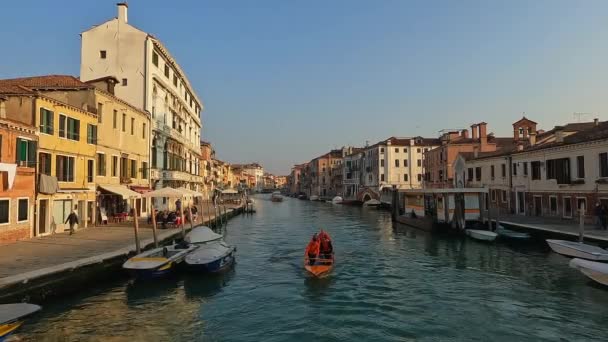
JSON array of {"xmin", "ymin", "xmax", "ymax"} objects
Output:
[
  {"xmin": 0, "ymin": 75, "xmax": 92, "ymax": 90},
  {"xmin": 0, "ymin": 84, "xmax": 35, "ymax": 95}
]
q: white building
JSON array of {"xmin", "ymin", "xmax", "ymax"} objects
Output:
[{"xmin": 80, "ymin": 3, "xmax": 204, "ymax": 191}]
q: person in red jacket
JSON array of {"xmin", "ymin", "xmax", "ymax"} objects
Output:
[
  {"xmin": 318, "ymin": 230, "xmax": 333, "ymax": 260},
  {"xmin": 306, "ymin": 234, "xmax": 320, "ymax": 265}
]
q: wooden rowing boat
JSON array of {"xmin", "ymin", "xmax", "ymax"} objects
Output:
[{"xmin": 304, "ymin": 231, "xmax": 334, "ymax": 278}]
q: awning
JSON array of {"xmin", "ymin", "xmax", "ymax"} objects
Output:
[
  {"xmin": 38, "ymin": 174, "xmax": 59, "ymax": 194},
  {"xmin": 143, "ymin": 187, "xmax": 183, "ymax": 198},
  {"xmin": 130, "ymin": 186, "xmax": 152, "ymax": 194},
  {"xmin": 221, "ymin": 189, "xmax": 238, "ymax": 194},
  {"xmin": 98, "ymin": 185, "xmax": 141, "ymax": 199},
  {"xmin": 177, "ymin": 187, "xmax": 204, "ymax": 197}
]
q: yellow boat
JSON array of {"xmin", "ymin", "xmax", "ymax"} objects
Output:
[{"xmin": 0, "ymin": 303, "xmax": 41, "ymax": 341}]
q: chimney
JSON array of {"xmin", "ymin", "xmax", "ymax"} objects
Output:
[
  {"xmin": 117, "ymin": 2, "xmax": 128, "ymax": 23},
  {"xmin": 478, "ymin": 122, "xmax": 488, "ymax": 148},
  {"xmin": 595, "ymin": 118, "xmax": 599, "ymax": 126},
  {"xmin": 554, "ymin": 126, "xmax": 564, "ymax": 143},
  {"xmin": 461, "ymin": 129, "xmax": 469, "ymax": 139},
  {"xmin": 529, "ymin": 131, "xmax": 536, "ymax": 146},
  {"xmin": 471, "ymin": 124, "xmax": 478, "ymax": 140},
  {"xmin": 473, "ymin": 146, "xmax": 479, "ymax": 158}
]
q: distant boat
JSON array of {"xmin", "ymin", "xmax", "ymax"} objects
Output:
[
  {"xmin": 496, "ymin": 225, "xmax": 531, "ymax": 241},
  {"xmin": 466, "ymin": 229, "xmax": 498, "ymax": 242},
  {"xmin": 570, "ymin": 258, "xmax": 608, "ymax": 286},
  {"xmin": 123, "ymin": 242, "xmax": 199, "ymax": 278},
  {"xmin": 546, "ymin": 240, "xmax": 608, "ymax": 261},
  {"xmin": 184, "ymin": 227, "xmax": 236, "ymax": 273},
  {"xmin": 309, "ymin": 195, "xmax": 319, "ymax": 201},
  {"xmin": 271, "ymin": 192, "xmax": 284, "ymax": 202},
  {"xmin": 304, "ymin": 231, "xmax": 334, "ymax": 278},
  {"xmin": 0, "ymin": 303, "xmax": 41, "ymax": 340},
  {"xmin": 331, "ymin": 196, "xmax": 343, "ymax": 204},
  {"xmin": 363, "ymin": 199, "xmax": 381, "ymax": 207}
]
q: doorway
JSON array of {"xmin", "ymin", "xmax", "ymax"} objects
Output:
[
  {"xmin": 533, "ymin": 196, "xmax": 542, "ymax": 216},
  {"xmin": 517, "ymin": 192, "xmax": 525, "ymax": 214},
  {"xmin": 38, "ymin": 199, "xmax": 48, "ymax": 236}
]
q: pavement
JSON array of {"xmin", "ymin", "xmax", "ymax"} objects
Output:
[{"xmin": 496, "ymin": 214, "xmax": 608, "ymax": 242}]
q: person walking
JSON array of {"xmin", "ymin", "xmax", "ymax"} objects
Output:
[{"xmin": 65, "ymin": 206, "xmax": 79, "ymax": 235}]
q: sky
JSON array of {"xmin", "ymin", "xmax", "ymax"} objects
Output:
[{"xmin": 1, "ymin": 1, "xmax": 608, "ymax": 175}]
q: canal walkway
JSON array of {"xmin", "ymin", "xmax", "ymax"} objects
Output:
[
  {"xmin": 0, "ymin": 204, "xmax": 242, "ymax": 302},
  {"xmin": 497, "ymin": 214, "xmax": 608, "ymax": 242}
]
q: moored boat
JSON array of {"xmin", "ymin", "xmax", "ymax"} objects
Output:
[
  {"xmin": 363, "ymin": 199, "xmax": 381, "ymax": 207},
  {"xmin": 271, "ymin": 192, "xmax": 284, "ymax": 202},
  {"xmin": 123, "ymin": 242, "xmax": 199, "ymax": 278},
  {"xmin": 466, "ymin": 229, "xmax": 498, "ymax": 242},
  {"xmin": 546, "ymin": 240, "xmax": 608, "ymax": 261},
  {"xmin": 570, "ymin": 258, "xmax": 608, "ymax": 286},
  {"xmin": 309, "ymin": 195, "xmax": 320, "ymax": 201},
  {"xmin": 331, "ymin": 196, "xmax": 343, "ymax": 204},
  {"xmin": 184, "ymin": 227, "xmax": 236, "ymax": 273},
  {"xmin": 304, "ymin": 231, "xmax": 334, "ymax": 278},
  {"xmin": 0, "ymin": 303, "xmax": 41, "ymax": 341},
  {"xmin": 496, "ymin": 225, "xmax": 531, "ymax": 241}
]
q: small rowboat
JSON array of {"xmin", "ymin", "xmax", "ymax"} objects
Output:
[
  {"xmin": 123, "ymin": 242, "xmax": 199, "ymax": 278},
  {"xmin": 304, "ymin": 232, "xmax": 334, "ymax": 278},
  {"xmin": 466, "ymin": 229, "xmax": 498, "ymax": 242},
  {"xmin": 0, "ymin": 303, "xmax": 41, "ymax": 341}
]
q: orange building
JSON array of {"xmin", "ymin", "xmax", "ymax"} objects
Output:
[{"xmin": 0, "ymin": 89, "xmax": 37, "ymax": 242}]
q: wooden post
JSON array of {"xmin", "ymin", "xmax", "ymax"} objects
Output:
[
  {"xmin": 151, "ymin": 206, "xmax": 158, "ymax": 248},
  {"xmin": 391, "ymin": 185, "xmax": 398, "ymax": 221},
  {"xmin": 132, "ymin": 199, "xmax": 141, "ymax": 254},
  {"xmin": 188, "ymin": 206, "xmax": 194, "ymax": 231},
  {"xmin": 179, "ymin": 197, "xmax": 186, "ymax": 239},
  {"xmin": 206, "ymin": 198, "xmax": 212, "ymax": 225},
  {"xmin": 579, "ymin": 204, "xmax": 585, "ymax": 242},
  {"xmin": 487, "ymin": 193, "xmax": 492, "ymax": 230}
]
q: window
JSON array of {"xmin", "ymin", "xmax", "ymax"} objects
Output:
[
  {"xmin": 142, "ymin": 122, "xmax": 147, "ymax": 139},
  {"xmin": 523, "ymin": 162, "xmax": 528, "ymax": 176},
  {"xmin": 513, "ymin": 163, "xmax": 517, "ymax": 176},
  {"xmin": 395, "ymin": 159, "xmax": 399, "ymax": 167},
  {"xmin": 39, "ymin": 152, "xmax": 52, "ymax": 175},
  {"xmin": 404, "ymin": 174, "xmax": 408, "ymax": 182},
  {"xmin": 87, "ymin": 124, "xmax": 97, "ymax": 144},
  {"xmin": 122, "ymin": 113, "xmax": 126, "ymax": 132},
  {"xmin": 113, "ymin": 110, "xmax": 117, "ymax": 129},
  {"xmin": 600, "ymin": 153, "xmax": 608, "ymax": 177},
  {"xmin": 577, "ymin": 198, "xmax": 587, "ymax": 214},
  {"xmin": 142, "ymin": 161, "xmax": 148, "ymax": 179},
  {"xmin": 130, "ymin": 160, "xmax": 137, "ymax": 178},
  {"xmin": 404, "ymin": 160, "xmax": 408, "ymax": 167},
  {"xmin": 380, "ymin": 174, "xmax": 385, "ymax": 182},
  {"xmin": 56, "ymin": 155, "xmax": 75, "ymax": 182},
  {"xmin": 97, "ymin": 153, "xmax": 106, "ymax": 176},
  {"xmin": 417, "ymin": 159, "xmax": 421, "ymax": 167},
  {"xmin": 467, "ymin": 168, "xmax": 473, "ymax": 181},
  {"xmin": 40, "ymin": 108, "xmax": 54, "ymax": 134},
  {"xmin": 112, "ymin": 156, "xmax": 118, "ymax": 177},
  {"xmin": 394, "ymin": 148, "xmax": 399, "ymax": 153},
  {"xmin": 87, "ymin": 159, "xmax": 94, "ymax": 183},
  {"xmin": 491, "ymin": 165, "xmax": 495, "ymax": 179},
  {"xmin": 17, "ymin": 198, "xmax": 28, "ymax": 222},
  {"xmin": 531, "ymin": 161, "xmax": 541, "ymax": 180},
  {"xmin": 173, "ymin": 74, "xmax": 178, "ymax": 86},
  {"xmin": 164, "ymin": 64, "xmax": 170, "ymax": 78},
  {"xmin": 546, "ymin": 158, "xmax": 570, "ymax": 184},
  {"xmin": 576, "ymin": 156, "xmax": 585, "ymax": 179},
  {"xmin": 380, "ymin": 160, "xmax": 384, "ymax": 167},
  {"xmin": 0, "ymin": 200, "xmax": 8, "ymax": 224},
  {"xmin": 417, "ymin": 148, "xmax": 421, "ymax": 153},
  {"xmin": 501, "ymin": 190, "xmax": 507, "ymax": 203},
  {"xmin": 152, "ymin": 52, "xmax": 159, "ymax": 66},
  {"xmin": 519, "ymin": 127, "xmax": 524, "ymax": 135},
  {"xmin": 501, "ymin": 164, "xmax": 506, "ymax": 177},
  {"xmin": 16, "ymin": 138, "xmax": 36, "ymax": 167},
  {"xmin": 122, "ymin": 78, "xmax": 127, "ymax": 86},
  {"xmin": 475, "ymin": 167, "xmax": 482, "ymax": 181},
  {"xmin": 417, "ymin": 174, "xmax": 422, "ymax": 182},
  {"xmin": 100, "ymin": 50, "xmax": 106, "ymax": 59},
  {"xmin": 121, "ymin": 157, "xmax": 128, "ymax": 178},
  {"xmin": 97, "ymin": 103, "xmax": 103, "ymax": 123},
  {"xmin": 491, "ymin": 189, "xmax": 497, "ymax": 202},
  {"xmin": 550, "ymin": 196, "xmax": 558, "ymax": 215},
  {"xmin": 131, "ymin": 118, "xmax": 135, "ymax": 135},
  {"xmin": 59, "ymin": 114, "xmax": 66, "ymax": 137},
  {"xmin": 564, "ymin": 197, "xmax": 572, "ymax": 217},
  {"xmin": 380, "ymin": 148, "xmax": 384, "ymax": 153}
]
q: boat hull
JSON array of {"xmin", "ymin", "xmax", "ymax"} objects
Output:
[
  {"xmin": 547, "ymin": 240, "xmax": 608, "ymax": 261},
  {"xmin": 570, "ymin": 258, "xmax": 608, "ymax": 286},
  {"xmin": 496, "ymin": 227, "xmax": 531, "ymax": 241},
  {"xmin": 304, "ymin": 263, "xmax": 334, "ymax": 278},
  {"xmin": 394, "ymin": 215, "xmax": 435, "ymax": 232},
  {"xmin": 185, "ymin": 253, "xmax": 235, "ymax": 273},
  {"xmin": 0, "ymin": 321, "xmax": 22, "ymax": 341},
  {"xmin": 466, "ymin": 229, "xmax": 498, "ymax": 242},
  {"xmin": 127, "ymin": 263, "xmax": 175, "ymax": 279}
]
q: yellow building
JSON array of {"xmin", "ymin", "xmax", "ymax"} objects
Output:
[{"xmin": 36, "ymin": 96, "xmax": 98, "ymax": 234}]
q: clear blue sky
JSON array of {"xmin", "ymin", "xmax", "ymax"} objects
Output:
[{"xmin": 1, "ymin": 1, "xmax": 608, "ymax": 175}]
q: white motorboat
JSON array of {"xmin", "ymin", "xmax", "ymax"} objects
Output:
[
  {"xmin": 331, "ymin": 196, "xmax": 343, "ymax": 204},
  {"xmin": 123, "ymin": 242, "xmax": 199, "ymax": 278},
  {"xmin": 184, "ymin": 227, "xmax": 236, "ymax": 273},
  {"xmin": 363, "ymin": 199, "xmax": 381, "ymax": 207},
  {"xmin": 271, "ymin": 192, "xmax": 284, "ymax": 202},
  {"xmin": 546, "ymin": 240, "xmax": 608, "ymax": 261},
  {"xmin": 496, "ymin": 225, "xmax": 531, "ymax": 241},
  {"xmin": 570, "ymin": 258, "xmax": 608, "ymax": 286},
  {"xmin": 309, "ymin": 195, "xmax": 319, "ymax": 201},
  {"xmin": 466, "ymin": 229, "xmax": 498, "ymax": 242}
]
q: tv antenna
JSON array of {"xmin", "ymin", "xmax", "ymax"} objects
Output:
[{"xmin": 573, "ymin": 112, "xmax": 592, "ymax": 122}]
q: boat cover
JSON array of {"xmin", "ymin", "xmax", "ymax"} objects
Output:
[
  {"xmin": 186, "ymin": 242, "xmax": 233, "ymax": 265},
  {"xmin": 0, "ymin": 304, "xmax": 41, "ymax": 324},
  {"xmin": 186, "ymin": 227, "xmax": 223, "ymax": 244},
  {"xmin": 570, "ymin": 258, "xmax": 608, "ymax": 272}
]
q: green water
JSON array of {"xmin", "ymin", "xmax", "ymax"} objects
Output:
[{"xmin": 18, "ymin": 196, "xmax": 608, "ymax": 341}]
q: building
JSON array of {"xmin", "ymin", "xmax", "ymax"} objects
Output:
[
  {"xmin": 309, "ymin": 149, "xmax": 346, "ymax": 198},
  {"xmin": 424, "ymin": 123, "xmax": 513, "ymax": 188},
  {"xmin": 236, "ymin": 163, "xmax": 264, "ymax": 191},
  {"xmin": 343, "ymin": 149, "xmax": 365, "ymax": 201},
  {"xmin": 80, "ymin": 3, "xmax": 204, "ymax": 192},
  {"xmin": 289, "ymin": 164, "xmax": 305, "ymax": 195},
  {"xmin": 0, "ymin": 89, "xmax": 37, "ymax": 242}
]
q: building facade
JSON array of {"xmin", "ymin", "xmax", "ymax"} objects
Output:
[{"xmin": 80, "ymin": 3, "xmax": 204, "ymax": 192}]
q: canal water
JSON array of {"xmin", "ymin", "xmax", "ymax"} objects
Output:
[{"xmin": 19, "ymin": 196, "xmax": 608, "ymax": 341}]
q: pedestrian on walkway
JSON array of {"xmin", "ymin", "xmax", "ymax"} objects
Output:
[
  {"xmin": 595, "ymin": 202, "xmax": 602, "ymax": 229},
  {"xmin": 65, "ymin": 206, "xmax": 79, "ymax": 235}
]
